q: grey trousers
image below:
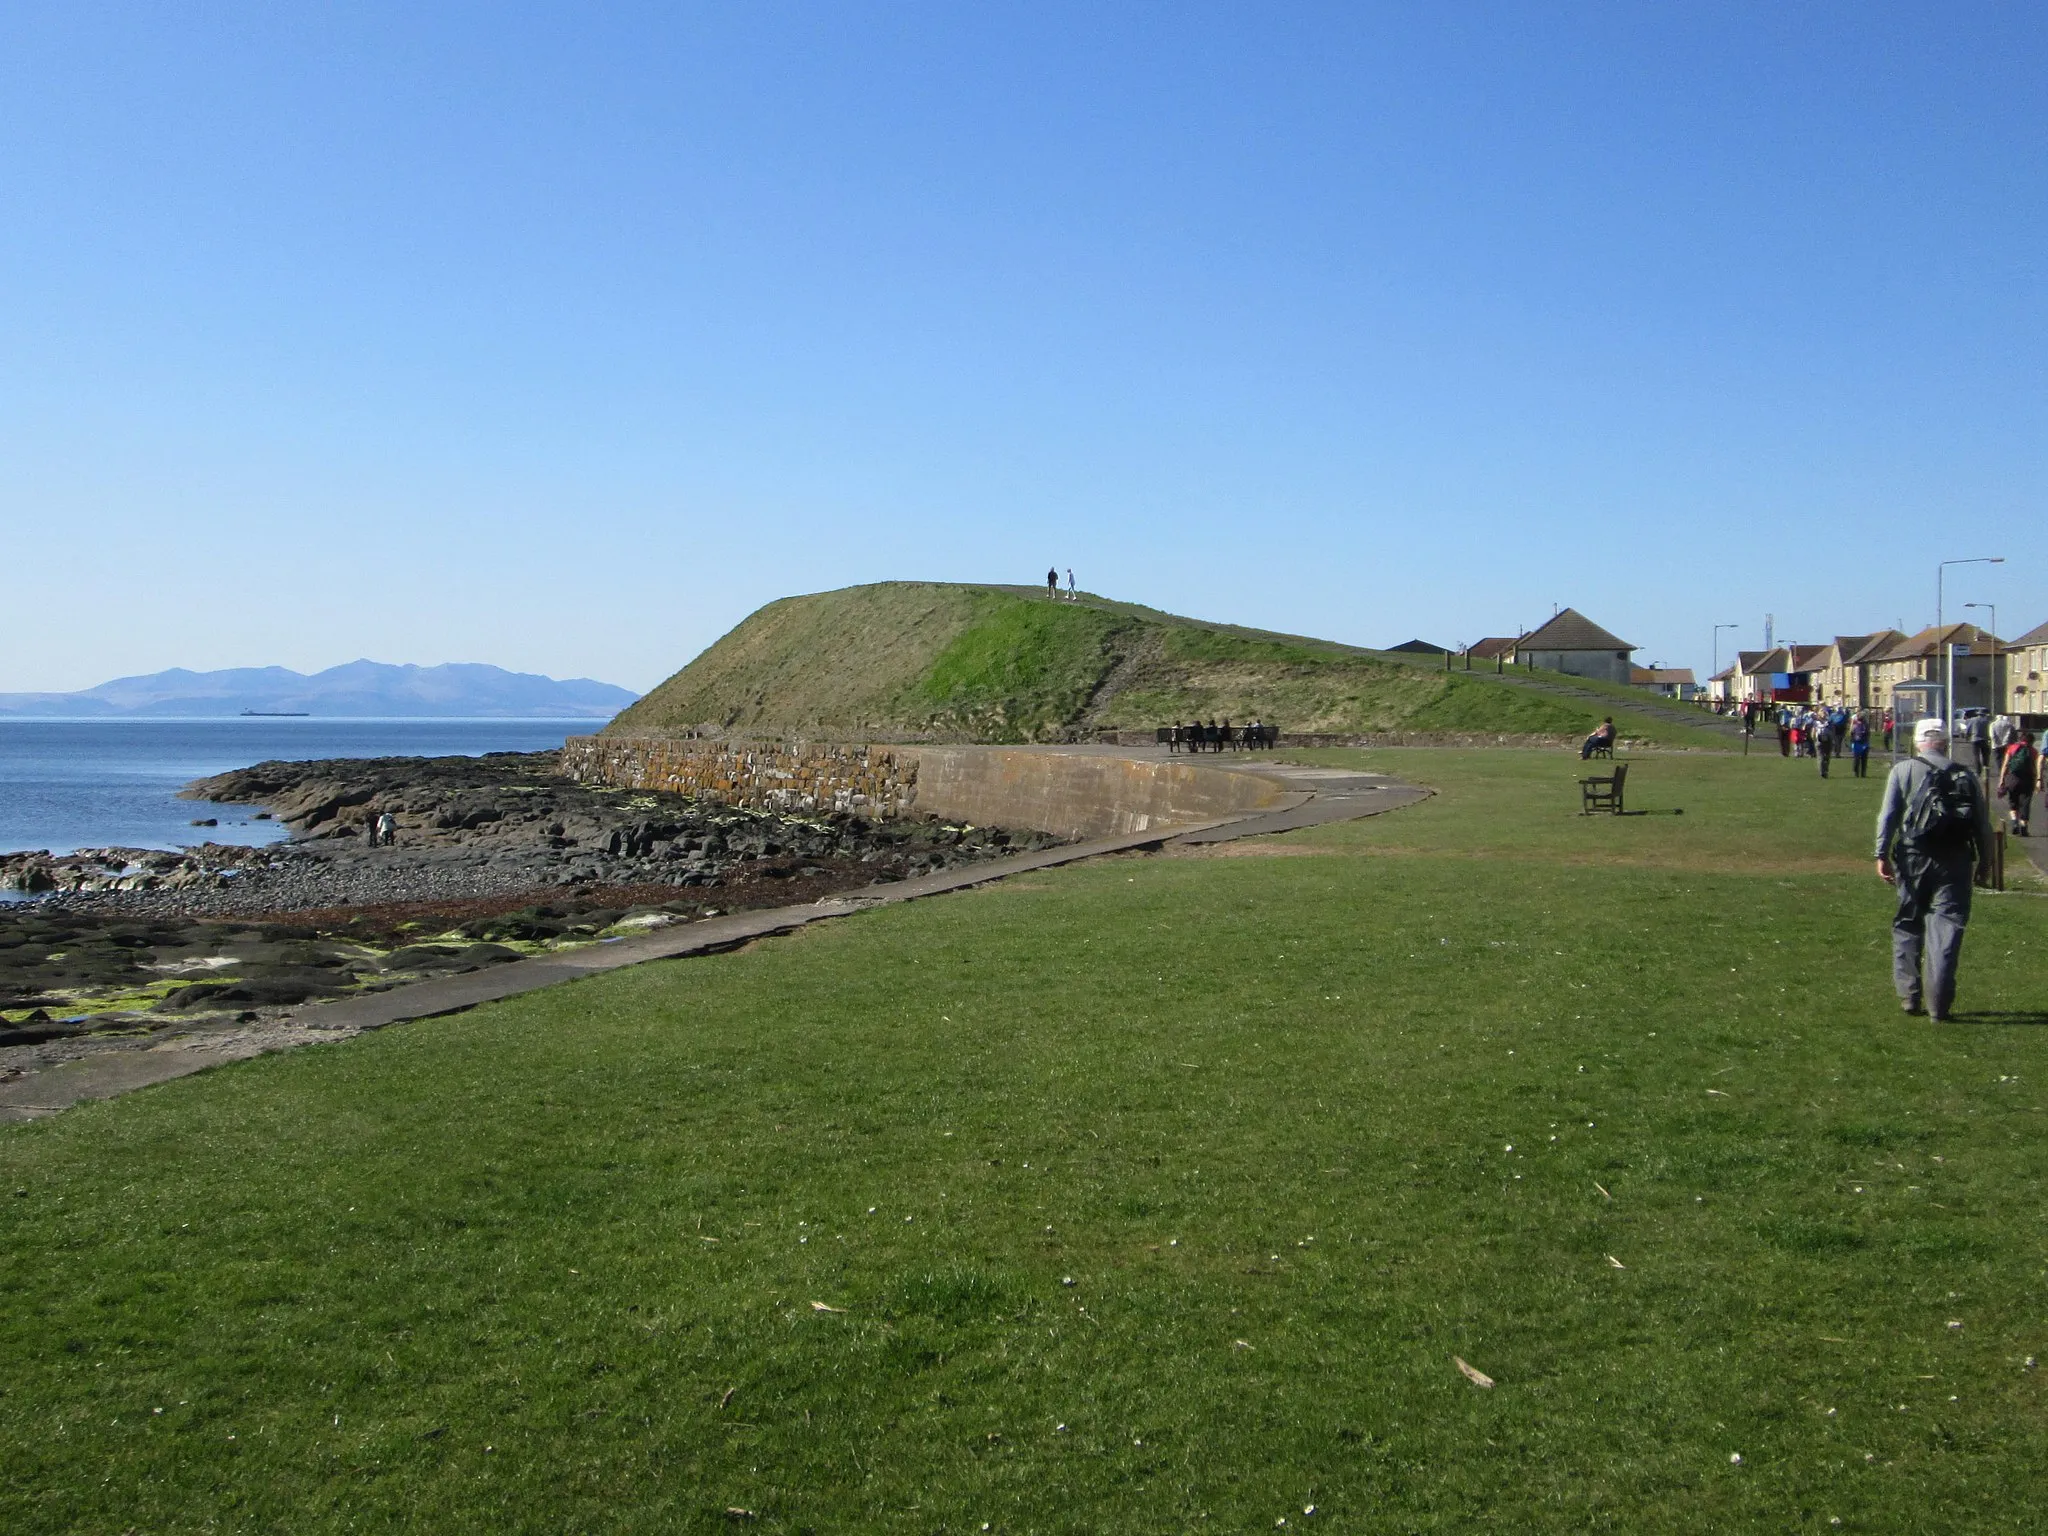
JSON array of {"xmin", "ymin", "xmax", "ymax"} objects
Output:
[{"xmin": 1892, "ymin": 848, "xmax": 1975, "ymax": 1016}]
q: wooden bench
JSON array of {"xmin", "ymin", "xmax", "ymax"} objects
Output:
[
  {"xmin": 1579, "ymin": 761, "xmax": 1627, "ymax": 815},
  {"xmin": 1586, "ymin": 742, "xmax": 1614, "ymax": 759}
]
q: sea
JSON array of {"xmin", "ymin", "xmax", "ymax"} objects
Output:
[{"xmin": 0, "ymin": 719, "xmax": 599, "ymax": 862}]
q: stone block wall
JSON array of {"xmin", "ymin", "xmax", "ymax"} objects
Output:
[
  {"xmin": 562, "ymin": 737, "xmax": 1301, "ymax": 840},
  {"xmin": 560, "ymin": 737, "xmax": 917, "ymax": 820}
]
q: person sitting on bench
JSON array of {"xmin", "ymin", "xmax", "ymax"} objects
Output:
[{"xmin": 1581, "ymin": 718, "xmax": 1616, "ymax": 760}]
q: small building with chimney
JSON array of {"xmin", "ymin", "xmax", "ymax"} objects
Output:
[{"xmin": 1509, "ymin": 609, "xmax": 1636, "ymax": 684}]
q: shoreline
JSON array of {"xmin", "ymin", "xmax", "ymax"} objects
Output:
[{"xmin": 1, "ymin": 748, "xmax": 1061, "ymax": 1078}]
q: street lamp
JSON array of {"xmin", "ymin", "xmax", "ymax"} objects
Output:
[
  {"xmin": 1966, "ymin": 602, "xmax": 1998, "ymax": 718},
  {"xmin": 1713, "ymin": 624, "xmax": 1739, "ymax": 702},
  {"xmin": 1938, "ymin": 557, "xmax": 2004, "ymax": 730}
]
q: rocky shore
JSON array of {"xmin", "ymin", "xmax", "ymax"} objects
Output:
[{"xmin": 1, "ymin": 749, "xmax": 1058, "ymax": 1072}]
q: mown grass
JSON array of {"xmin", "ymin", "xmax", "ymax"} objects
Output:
[{"xmin": 2, "ymin": 750, "xmax": 2044, "ymax": 1532}]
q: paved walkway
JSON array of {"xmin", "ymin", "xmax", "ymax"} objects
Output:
[{"xmin": 0, "ymin": 752, "xmax": 1426, "ymax": 1123}]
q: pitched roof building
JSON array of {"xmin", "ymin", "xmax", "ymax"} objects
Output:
[
  {"xmin": 1630, "ymin": 666, "xmax": 1698, "ymax": 698},
  {"xmin": 1866, "ymin": 624, "xmax": 2004, "ymax": 715},
  {"xmin": 1385, "ymin": 638, "xmax": 1453, "ymax": 656},
  {"xmin": 2007, "ymin": 620, "xmax": 2048, "ymax": 718},
  {"xmin": 1509, "ymin": 609, "xmax": 1637, "ymax": 684}
]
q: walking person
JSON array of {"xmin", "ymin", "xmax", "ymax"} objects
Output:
[
  {"xmin": 1848, "ymin": 711, "xmax": 1871, "ymax": 777},
  {"xmin": 1046, "ymin": 567, "xmax": 1060, "ymax": 600},
  {"xmin": 1997, "ymin": 729, "xmax": 2037, "ymax": 837},
  {"xmin": 1875, "ymin": 718, "xmax": 1995, "ymax": 1022},
  {"xmin": 1967, "ymin": 711, "xmax": 1992, "ymax": 774},
  {"xmin": 1065, "ymin": 567, "xmax": 1077, "ymax": 601},
  {"xmin": 375, "ymin": 811, "xmax": 396, "ymax": 848},
  {"xmin": 1816, "ymin": 719, "xmax": 1834, "ymax": 778}
]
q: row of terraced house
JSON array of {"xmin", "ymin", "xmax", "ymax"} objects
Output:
[{"xmin": 1705, "ymin": 619, "xmax": 2048, "ymax": 727}]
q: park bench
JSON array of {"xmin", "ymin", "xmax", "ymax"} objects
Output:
[
  {"xmin": 1586, "ymin": 741, "xmax": 1614, "ymax": 759},
  {"xmin": 1579, "ymin": 761, "xmax": 1627, "ymax": 815}
]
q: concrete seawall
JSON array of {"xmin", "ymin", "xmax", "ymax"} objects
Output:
[{"xmin": 560, "ymin": 737, "xmax": 1299, "ymax": 840}]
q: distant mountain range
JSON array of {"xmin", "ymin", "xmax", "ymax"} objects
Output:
[{"xmin": 0, "ymin": 661, "xmax": 640, "ymax": 719}]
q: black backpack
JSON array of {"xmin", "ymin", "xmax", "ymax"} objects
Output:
[{"xmin": 1901, "ymin": 761, "xmax": 1979, "ymax": 850}]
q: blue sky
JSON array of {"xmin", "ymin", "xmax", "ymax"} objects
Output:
[{"xmin": 3, "ymin": 3, "xmax": 2042, "ymax": 692}]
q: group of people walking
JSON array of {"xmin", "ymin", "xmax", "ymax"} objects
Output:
[
  {"xmin": 1045, "ymin": 567, "xmax": 1079, "ymax": 600},
  {"xmin": 1764, "ymin": 703, "xmax": 1883, "ymax": 775},
  {"xmin": 1162, "ymin": 719, "xmax": 1277, "ymax": 752}
]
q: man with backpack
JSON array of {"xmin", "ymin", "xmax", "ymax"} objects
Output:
[
  {"xmin": 1875, "ymin": 717, "xmax": 1996, "ymax": 1022},
  {"xmin": 1996, "ymin": 729, "xmax": 2037, "ymax": 838}
]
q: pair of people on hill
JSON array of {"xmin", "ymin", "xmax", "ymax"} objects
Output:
[{"xmin": 1044, "ymin": 567, "xmax": 1078, "ymax": 600}]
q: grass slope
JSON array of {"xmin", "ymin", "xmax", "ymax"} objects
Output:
[
  {"xmin": 611, "ymin": 582, "xmax": 1722, "ymax": 747},
  {"xmin": 3, "ymin": 749, "xmax": 2043, "ymax": 1531}
]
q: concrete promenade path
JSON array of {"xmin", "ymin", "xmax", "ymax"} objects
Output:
[{"xmin": 0, "ymin": 748, "xmax": 1423, "ymax": 1123}]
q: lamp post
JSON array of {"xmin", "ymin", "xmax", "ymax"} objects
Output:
[
  {"xmin": 1966, "ymin": 602, "xmax": 1998, "ymax": 719},
  {"xmin": 1713, "ymin": 624, "xmax": 1739, "ymax": 706},
  {"xmin": 1938, "ymin": 557, "xmax": 2004, "ymax": 730}
]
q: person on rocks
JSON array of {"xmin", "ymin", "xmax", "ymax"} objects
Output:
[
  {"xmin": 1996, "ymin": 729, "xmax": 2037, "ymax": 837},
  {"xmin": 1875, "ymin": 717, "xmax": 1995, "ymax": 1022},
  {"xmin": 375, "ymin": 812, "xmax": 396, "ymax": 847}
]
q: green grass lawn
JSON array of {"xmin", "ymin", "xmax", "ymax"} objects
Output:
[{"xmin": 3, "ymin": 750, "xmax": 2044, "ymax": 1532}]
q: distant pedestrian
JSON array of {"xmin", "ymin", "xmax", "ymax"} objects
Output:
[
  {"xmin": 1967, "ymin": 711, "xmax": 1992, "ymax": 774},
  {"xmin": 1875, "ymin": 718, "xmax": 1994, "ymax": 1022},
  {"xmin": 1997, "ymin": 731, "xmax": 2037, "ymax": 837},
  {"xmin": 1881, "ymin": 710, "xmax": 1895, "ymax": 752},
  {"xmin": 1777, "ymin": 708, "xmax": 1792, "ymax": 757},
  {"xmin": 375, "ymin": 812, "xmax": 396, "ymax": 847},
  {"xmin": 1047, "ymin": 567, "xmax": 1059, "ymax": 600},
  {"xmin": 1816, "ymin": 721, "xmax": 1834, "ymax": 777},
  {"xmin": 1066, "ymin": 567, "xmax": 1077, "ymax": 600},
  {"xmin": 1848, "ymin": 712, "xmax": 1871, "ymax": 777}
]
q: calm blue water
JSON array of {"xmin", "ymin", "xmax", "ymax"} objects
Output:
[{"xmin": 0, "ymin": 719, "xmax": 597, "ymax": 858}]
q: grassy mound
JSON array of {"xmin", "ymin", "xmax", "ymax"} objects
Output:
[
  {"xmin": 611, "ymin": 582, "xmax": 1723, "ymax": 746},
  {"xmin": 4, "ymin": 750, "xmax": 2042, "ymax": 1529}
]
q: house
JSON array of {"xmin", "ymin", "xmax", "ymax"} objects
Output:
[
  {"xmin": 1385, "ymin": 639, "xmax": 1453, "ymax": 656},
  {"xmin": 1630, "ymin": 666, "xmax": 1697, "ymax": 699},
  {"xmin": 1810, "ymin": 632, "xmax": 1906, "ymax": 710},
  {"xmin": 1730, "ymin": 647, "xmax": 1794, "ymax": 703},
  {"xmin": 1865, "ymin": 624, "xmax": 2004, "ymax": 716},
  {"xmin": 2003, "ymin": 620, "xmax": 2048, "ymax": 721},
  {"xmin": 1508, "ymin": 609, "xmax": 1636, "ymax": 684},
  {"xmin": 1706, "ymin": 665, "xmax": 1738, "ymax": 704},
  {"xmin": 1466, "ymin": 637, "xmax": 1519, "ymax": 663}
]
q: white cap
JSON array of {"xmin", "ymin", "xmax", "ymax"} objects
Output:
[{"xmin": 1914, "ymin": 717, "xmax": 1947, "ymax": 743}]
